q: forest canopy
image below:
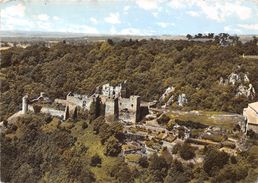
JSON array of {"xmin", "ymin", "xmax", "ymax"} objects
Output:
[{"xmin": 1, "ymin": 38, "xmax": 258, "ymax": 120}]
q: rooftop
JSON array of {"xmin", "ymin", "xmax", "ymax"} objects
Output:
[{"xmin": 249, "ymin": 102, "xmax": 258, "ymax": 113}]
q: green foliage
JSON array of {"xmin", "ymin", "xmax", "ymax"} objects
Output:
[
  {"xmin": 98, "ymin": 121, "xmax": 124, "ymax": 144},
  {"xmin": 157, "ymin": 114, "xmax": 170, "ymax": 125},
  {"xmin": 148, "ymin": 153, "xmax": 169, "ymax": 182},
  {"xmin": 164, "ymin": 159, "xmax": 192, "ymax": 183},
  {"xmin": 90, "ymin": 154, "xmax": 102, "ymax": 167},
  {"xmin": 172, "ymin": 143, "xmax": 181, "ymax": 154},
  {"xmin": 166, "ymin": 119, "xmax": 175, "ymax": 130},
  {"xmin": 108, "ymin": 160, "xmax": 134, "ymax": 183},
  {"xmin": 138, "ymin": 156, "xmax": 149, "ymax": 168},
  {"xmin": 203, "ymin": 148, "xmax": 230, "ymax": 176},
  {"xmin": 212, "ymin": 162, "xmax": 249, "ymax": 183},
  {"xmin": 82, "ymin": 121, "xmax": 88, "ymax": 129},
  {"xmin": 0, "ymin": 114, "xmax": 95, "ymax": 183},
  {"xmin": 104, "ymin": 136, "xmax": 121, "ymax": 157},
  {"xmin": 92, "ymin": 116, "xmax": 105, "ymax": 134},
  {"xmin": 179, "ymin": 143, "xmax": 196, "ymax": 160},
  {"xmin": 1, "ymin": 38, "xmax": 258, "ymax": 182},
  {"xmin": 89, "ymin": 101, "xmax": 97, "ymax": 121},
  {"xmin": 1, "ymin": 39, "xmax": 258, "ymax": 121}
]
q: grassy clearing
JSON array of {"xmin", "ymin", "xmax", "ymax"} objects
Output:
[{"xmin": 168, "ymin": 110, "xmax": 241, "ymax": 130}]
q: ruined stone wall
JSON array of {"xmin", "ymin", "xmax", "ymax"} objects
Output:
[
  {"xmin": 118, "ymin": 96, "xmax": 140, "ymax": 124},
  {"xmin": 101, "ymin": 83, "xmax": 122, "ymax": 98},
  {"xmin": 66, "ymin": 95, "xmax": 94, "ymax": 111},
  {"xmin": 41, "ymin": 107, "xmax": 64, "ymax": 118},
  {"xmin": 67, "ymin": 96, "xmax": 84, "ymax": 107},
  {"xmin": 28, "ymin": 105, "xmax": 64, "ymax": 118},
  {"xmin": 105, "ymin": 97, "xmax": 118, "ymax": 122},
  {"xmin": 54, "ymin": 99, "xmax": 67, "ymax": 106}
]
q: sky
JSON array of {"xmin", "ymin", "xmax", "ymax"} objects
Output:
[{"xmin": 1, "ymin": 0, "xmax": 258, "ymax": 35}]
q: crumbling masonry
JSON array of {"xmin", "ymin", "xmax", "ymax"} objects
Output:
[{"xmin": 21, "ymin": 82, "xmax": 144, "ymax": 124}]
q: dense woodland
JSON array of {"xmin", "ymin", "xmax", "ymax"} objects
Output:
[
  {"xmin": 1, "ymin": 38, "xmax": 258, "ymax": 120},
  {"xmin": 1, "ymin": 113, "xmax": 258, "ymax": 182},
  {"xmin": 1, "ymin": 37, "xmax": 258, "ymax": 182}
]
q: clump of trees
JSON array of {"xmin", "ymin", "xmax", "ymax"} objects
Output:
[
  {"xmin": 92, "ymin": 117, "xmax": 124, "ymax": 156},
  {"xmin": 203, "ymin": 148, "xmax": 230, "ymax": 176}
]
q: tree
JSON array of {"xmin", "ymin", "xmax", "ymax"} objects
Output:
[
  {"xmin": 82, "ymin": 121, "xmax": 88, "ymax": 129},
  {"xmin": 104, "ymin": 136, "xmax": 121, "ymax": 156},
  {"xmin": 203, "ymin": 148, "xmax": 229, "ymax": 176},
  {"xmin": 92, "ymin": 116, "xmax": 105, "ymax": 134},
  {"xmin": 139, "ymin": 156, "xmax": 149, "ymax": 168},
  {"xmin": 89, "ymin": 101, "xmax": 97, "ymax": 122},
  {"xmin": 90, "ymin": 154, "xmax": 102, "ymax": 167},
  {"xmin": 179, "ymin": 143, "xmax": 196, "ymax": 160},
  {"xmin": 186, "ymin": 34, "xmax": 192, "ymax": 40},
  {"xmin": 157, "ymin": 114, "xmax": 170, "ymax": 125},
  {"xmin": 148, "ymin": 153, "xmax": 169, "ymax": 182}
]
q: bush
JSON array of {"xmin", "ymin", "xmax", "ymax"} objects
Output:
[
  {"xmin": 138, "ymin": 156, "xmax": 149, "ymax": 168},
  {"xmin": 212, "ymin": 163, "xmax": 248, "ymax": 182},
  {"xmin": 172, "ymin": 143, "xmax": 181, "ymax": 154},
  {"xmin": 44, "ymin": 115, "xmax": 52, "ymax": 123},
  {"xmin": 82, "ymin": 121, "xmax": 88, "ymax": 129},
  {"xmin": 203, "ymin": 148, "xmax": 229, "ymax": 176},
  {"xmin": 166, "ymin": 119, "xmax": 175, "ymax": 131},
  {"xmin": 179, "ymin": 143, "xmax": 196, "ymax": 160},
  {"xmin": 157, "ymin": 114, "xmax": 170, "ymax": 125},
  {"xmin": 92, "ymin": 116, "xmax": 105, "ymax": 134},
  {"xmin": 90, "ymin": 154, "xmax": 101, "ymax": 167},
  {"xmin": 104, "ymin": 136, "xmax": 121, "ymax": 156},
  {"xmin": 33, "ymin": 105, "xmax": 42, "ymax": 113}
]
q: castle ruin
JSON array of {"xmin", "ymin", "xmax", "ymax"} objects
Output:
[{"xmin": 19, "ymin": 81, "xmax": 144, "ymax": 124}]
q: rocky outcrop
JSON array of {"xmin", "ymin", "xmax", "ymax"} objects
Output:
[
  {"xmin": 228, "ymin": 73, "xmax": 241, "ymax": 85},
  {"xmin": 236, "ymin": 84, "xmax": 256, "ymax": 99},
  {"xmin": 219, "ymin": 72, "xmax": 256, "ymax": 99},
  {"xmin": 178, "ymin": 93, "xmax": 188, "ymax": 107},
  {"xmin": 219, "ymin": 73, "xmax": 250, "ymax": 86},
  {"xmin": 159, "ymin": 86, "xmax": 175, "ymax": 103},
  {"xmin": 160, "ymin": 87, "xmax": 188, "ymax": 107}
]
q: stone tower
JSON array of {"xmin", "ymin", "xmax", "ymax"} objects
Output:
[{"xmin": 22, "ymin": 95, "xmax": 28, "ymax": 114}]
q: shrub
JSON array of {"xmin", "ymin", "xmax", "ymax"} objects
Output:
[
  {"xmin": 157, "ymin": 114, "xmax": 170, "ymax": 125},
  {"xmin": 90, "ymin": 154, "xmax": 101, "ymax": 167},
  {"xmin": 82, "ymin": 122, "xmax": 88, "ymax": 129},
  {"xmin": 172, "ymin": 143, "xmax": 181, "ymax": 154},
  {"xmin": 104, "ymin": 136, "xmax": 121, "ymax": 156},
  {"xmin": 179, "ymin": 143, "xmax": 196, "ymax": 160},
  {"xmin": 138, "ymin": 156, "xmax": 149, "ymax": 168},
  {"xmin": 203, "ymin": 148, "xmax": 229, "ymax": 176},
  {"xmin": 44, "ymin": 115, "xmax": 52, "ymax": 123}
]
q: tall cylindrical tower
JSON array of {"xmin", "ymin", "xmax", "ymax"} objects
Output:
[{"xmin": 22, "ymin": 95, "xmax": 28, "ymax": 114}]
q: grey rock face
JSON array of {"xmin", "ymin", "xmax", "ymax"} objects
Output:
[{"xmin": 178, "ymin": 93, "xmax": 188, "ymax": 107}]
